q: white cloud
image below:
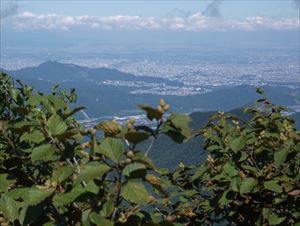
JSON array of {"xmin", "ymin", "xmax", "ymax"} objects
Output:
[{"xmin": 12, "ymin": 11, "xmax": 300, "ymax": 32}]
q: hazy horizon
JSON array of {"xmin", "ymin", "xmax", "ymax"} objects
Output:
[{"xmin": 1, "ymin": 0, "xmax": 299, "ymax": 64}]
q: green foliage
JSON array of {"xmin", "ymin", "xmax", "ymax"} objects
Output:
[
  {"xmin": 0, "ymin": 73, "xmax": 299, "ymax": 226},
  {"xmin": 166, "ymin": 94, "xmax": 299, "ymax": 225}
]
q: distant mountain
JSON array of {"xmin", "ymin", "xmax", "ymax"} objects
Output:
[
  {"xmin": 292, "ymin": 112, "xmax": 300, "ymax": 130},
  {"xmin": 1, "ymin": 61, "xmax": 299, "ymax": 118},
  {"xmin": 11, "ymin": 61, "xmax": 180, "ymax": 85}
]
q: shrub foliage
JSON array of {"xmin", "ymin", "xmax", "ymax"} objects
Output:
[{"xmin": 0, "ymin": 73, "xmax": 299, "ymax": 226}]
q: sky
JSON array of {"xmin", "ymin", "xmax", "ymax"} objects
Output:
[{"xmin": 0, "ymin": 0, "xmax": 299, "ymax": 58}]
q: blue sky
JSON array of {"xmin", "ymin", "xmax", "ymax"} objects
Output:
[
  {"xmin": 3, "ymin": 1, "xmax": 299, "ymax": 18},
  {"xmin": 0, "ymin": 0, "xmax": 299, "ymax": 57}
]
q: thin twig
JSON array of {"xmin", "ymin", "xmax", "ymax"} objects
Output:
[{"xmin": 145, "ymin": 136, "xmax": 155, "ymax": 157}]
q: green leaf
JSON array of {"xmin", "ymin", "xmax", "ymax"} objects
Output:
[
  {"xmin": 46, "ymin": 95, "xmax": 67, "ymax": 111},
  {"xmin": 81, "ymin": 210, "xmax": 92, "ymax": 226},
  {"xmin": 90, "ymin": 213, "xmax": 114, "ymax": 226},
  {"xmin": 125, "ymin": 131, "xmax": 150, "ymax": 144},
  {"xmin": 53, "ymin": 184, "xmax": 85, "ymax": 206},
  {"xmin": 264, "ymin": 180, "xmax": 283, "ymax": 193},
  {"xmin": 230, "ymin": 177, "xmax": 241, "ymax": 192},
  {"xmin": 256, "ymin": 87, "xmax": 264, "ymax": 94},
  {"xmin": 9, "ymin": 88, "xmax": 19, "ymax": 101},
  {"xmin": 100, "ymin": 200, "xmax": 114, "ymax": 218},
  {"xmin": 230, "ymin": 135, "xmax": 246, "ymax": 152},
  {"xmin": 28, "ymin": 94, "xmax": 43, "ymax": 106},
  {"xmin": 161, "ymin": 113, "xmax": 191, "ymax": 143},
  {"xmin": 223, "ymin": 163, "xmax": 239, "ymax": 177},
  {"xmin": 75, "ymin": 162, "xmax": 110, "ymax": 183},
  {"xmin": 62, "ymin": 106, "xmax": 85, "ymax": 119},
  {"xmin": 96, "ymin": 138, "xmax": 124, "ymax": 163},
  {"xmin": 19, "ymin": 203, "xmax": 45, "ymax": 225},
  {"xmin": 206, "ymin": 145, "xmax": 221, "ymax": 151},
  {"xmin": 52, "ymin": 165, "xmax": 74, "ymax": 183},
  {"xmin": 219, "ymin": 190, "xmax": 234, "ymax": 206},
  {"xmin": 25, "ymin": 186, "xmax": 55, "ymax": 206},
  {"xmin": 20, "ymin": 130, "xmax": 45, "ymax": 144},
  {"xmin": 274, "ymin": 146, "xmax": 289, "ymax": 167},
  {"xmin": 138, "ymin": 104, "xmax": 163, "ymax": 120},
  {"xmin": 268, "ymin": 212, "xmax": 286, "ymax": 225},
  {"xmin": 167, "ymin": 113, "xmax": 191, "ymax": 138},
  {"xmin": 121, "ymin": 181, "xmax": 149, "ymax": 204},
  {"xmin": 0, "ymin": 196, "xmax": 19, "ymax": 221},
  {"xmin": 95, "ymin": 120, "xmax": 122, "ymax": 136},
  {"xmin": 85, "ymin": 181, "xmax": 99, "ymax": 194},
  {"xmin": 123, "ymin": 163, "xmax": 146, "ymax": 177},
  {"xmin": 181, "ymin": 189, "xmax": 198, "ymax": 198},
  {"xmin": 191, "ymin": 166, "xmax": 206, "ymax": 181},
  {"xmin": 239, "ymin": 178, "xmax": 257, "ymax": 194},
  {"xmin": 5, "ymin": 187, "xmax": 31, "ymax": 199},
  {"xmin": 12, "ymin": 121, "xmax": 39, "ymax": 133},
  {"xmin": 263, "ymin": 208, "xmax": 270, "ymax": 219},
  {"xmin": 0, "ymin": 174, "xmax": 16, "ymax": 192},
  {"xmin": 31, "ymin": 144, "xmax": 56, "ymax": 162},
  {"xmin": 46, "ymin": 114, "xmax": 68, "ymax": 136}
]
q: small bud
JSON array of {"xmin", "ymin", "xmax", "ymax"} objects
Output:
[
  {"xmin": 118, "ymin": 213, "xmax": 127, "ymax": 223},
  {"xmin": 239, "ymin": 171, "xmax": 246, "ymax": 180},
  {"xmin": 45, "ymin": 180, "xmax": 51, "ymax": 187},
  {"xmin": 165, "ymin": 215, "xmax": 175, "ymax": 222},
  {"xmin": 127, "ymin": 122, "xmax": 134, "ymax": 130},
  {"xmin": 163, "ymin": 198, "xmax": 171, "ymax": 205},
  {"xmin": 126, "ymin": 150, "xmax": 135, "ymax": 158},
  {"xmin": 159, "ymin": 99, "xmax": 166, "ymax": 107},
  {"xmin": 87, "ymin": 128, "xmax": 96, "ymax": 135},
  {"xmin": 125, "ymin": 158, "xmax": 132, "ymax": 164},
  {"xmin": 0, "ymin": 217, "xmax": 5, "ymax": 223},
  {"xmin": 207, "ymin": 155, "xmax": 214, "ymax": 163},
  {"xmin": 119, "ymin": 160, "xmax": 126, "ymax": 166},
  {"xmin": 163, "ymin": 104, "xmax": 170, "ymax": 111},
  {"xmin": 148, "ymin": 195, "xmax": 157, "ymax": 204},
  {"xmin": 157, "ymin": 105, "xmax": 164, "ymax": 113},
  {"xmin": 128, "ymin": 117, "xmax": 136, "ymax": 124}
]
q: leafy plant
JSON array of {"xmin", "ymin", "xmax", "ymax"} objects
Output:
[
  {"xmin": 163, "ymin": 90, "xmax": 300, "ymax": 225},
  {"xmin": 0, "ymin": 73, "xmax": 299, "ymax": 226}
]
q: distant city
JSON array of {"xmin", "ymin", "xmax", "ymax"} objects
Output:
[{"xmin": 1, "ymin": 48, "xmax": 299, "ymax": 98}]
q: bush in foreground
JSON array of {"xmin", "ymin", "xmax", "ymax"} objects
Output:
[{"xmin": 0, "ymin": 73, "xmax": 299, "ymax": 226}]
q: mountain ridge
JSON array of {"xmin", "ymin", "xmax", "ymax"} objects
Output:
[{"xmin": 1, "ymin": 61, "xmax": 299, "ymax": 118}]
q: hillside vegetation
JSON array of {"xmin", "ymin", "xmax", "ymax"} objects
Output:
[{"xmin": 0, "ymin": 73, "xmax": 299, "ymax": 226}]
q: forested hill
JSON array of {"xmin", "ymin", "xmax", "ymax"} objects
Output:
[{"xmin": 1, "ymin": 61, "xmax": 299, "ymax": 117}]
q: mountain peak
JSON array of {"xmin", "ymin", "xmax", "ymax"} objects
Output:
[
  {"xmin": 38, "ymin": 61, "xmax": 82, "ymax": 69},
  {"xmin": 39, "ymin": 61, "xmax": 63, "ymax": 67}
]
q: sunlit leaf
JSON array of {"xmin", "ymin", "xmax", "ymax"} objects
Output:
[{"xmin": 121, "ymin": 181, "xmax": 149, "ymax": 204}]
